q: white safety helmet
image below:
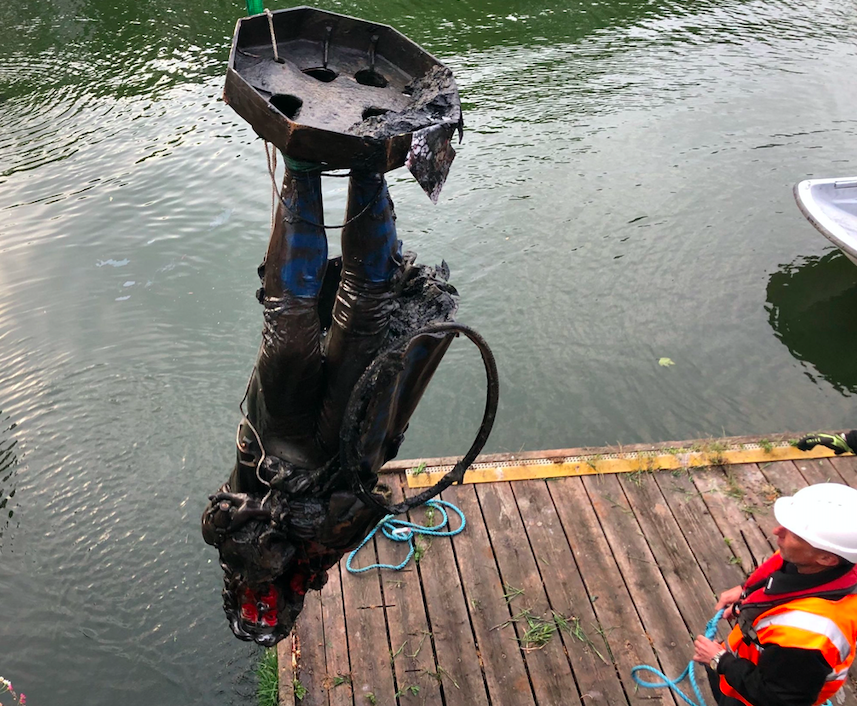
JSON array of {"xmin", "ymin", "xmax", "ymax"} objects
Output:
[{"xmin": 774, "ymin": 483, "xmax": 857, "ymax": 564}]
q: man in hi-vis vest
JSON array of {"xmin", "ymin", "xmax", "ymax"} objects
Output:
[{"xmin": 692, "ymin": 483, "xmax": 857, "ymax": 706}]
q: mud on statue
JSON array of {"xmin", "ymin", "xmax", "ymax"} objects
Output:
[{"xmin": 200, "ymin": 7, "xmax": 498, "ymax": 646}]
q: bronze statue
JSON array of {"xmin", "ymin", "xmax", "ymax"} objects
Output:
[{"xmin": 201, "ymin": 7, "xmax": 497, "ymax": 646}]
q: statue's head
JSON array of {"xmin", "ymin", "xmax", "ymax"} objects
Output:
[
  {"xmin": 220, "ymin": 567, "xmax": 308, "ymax": 647},
  {"xmin": 202, "ymin": 489, "xmax": 294, "ymax": 645},
  {"xmin": 202, "ymin": 486, "xmax": 339, "ymax": 645}
]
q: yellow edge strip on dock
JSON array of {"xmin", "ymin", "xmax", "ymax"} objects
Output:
[{"xmin": 405, "ymin": 443, "xmax": 839, "ymax": 488}]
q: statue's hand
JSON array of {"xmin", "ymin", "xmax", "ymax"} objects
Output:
[
  {"xmin": 212, "ymin": 492, "xmax": 271, "ymax": 526},
  {"xmin": 202, "ymin": 492, "xmax": 271, "ymax": 546}
]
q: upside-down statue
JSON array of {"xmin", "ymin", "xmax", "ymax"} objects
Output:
[{"xmin": 201, "ymin": 6, "xmax": 497, "ymax": 646}]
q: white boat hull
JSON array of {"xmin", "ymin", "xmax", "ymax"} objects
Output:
[{"xmin": 794, "ymin": 177, "xmax": 857, "ymax": 266}]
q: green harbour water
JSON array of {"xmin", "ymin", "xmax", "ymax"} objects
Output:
[{"xmin": 1, "ymin": 0, "xmax": 856, "ymax": 702}]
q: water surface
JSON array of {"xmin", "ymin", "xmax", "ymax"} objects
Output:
[{"xmin": 1, "ymin": 0, "xmax": 856, "ymax": 702}]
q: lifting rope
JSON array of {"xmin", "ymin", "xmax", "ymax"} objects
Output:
[{"xmin": 346, "ymin": 499, "xmax": 465, "ymax": 573}]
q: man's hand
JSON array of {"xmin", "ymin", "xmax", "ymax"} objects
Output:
[
  {"xmin": 693, "ymin": 635, "xmax": 725, "ymax": 665},
  {"xmin": 796, "ymin": 433, "xmax": 854, "ymax": 455},
  {"xmin": 715, "ymin": 585, "xmax": 743, "ymax": 620}
]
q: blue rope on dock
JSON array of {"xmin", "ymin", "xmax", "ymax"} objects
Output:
[
  {"xmin": 631, "ymin": 609, "xmax": 725, "ymax": 706},
  {"xmin": 632, "ymin": 609, "xmax": 834, "ymax": 706},
  {"xmin": 346, "ymin": 499, "xmax": 465, "ymax": 573}
]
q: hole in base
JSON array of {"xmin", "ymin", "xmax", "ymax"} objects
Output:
[
  {"xmin": 302, "ymin": 67, "xmax": 337, "ymax": 82},
  {"xmin": 270, "ymin": 94, "xmax": 302, "ymax": 120},
  {"xmin": 362, "ymin": 107, "xmax": 390, "ymax": 120},
  {"xmin": 354, "ymin": 69, "xmax": 388, "ymax": 88}
]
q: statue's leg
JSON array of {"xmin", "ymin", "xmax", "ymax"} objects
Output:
[
  {"xmin": 316, "ymin": 171, "xmax": 401, "ymax": 455},
  {"xmin": 251, "ymin": 165, "xmax": 328, "ymax": 469}
]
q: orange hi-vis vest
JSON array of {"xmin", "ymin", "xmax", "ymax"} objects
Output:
[{"xmin": 719, "ymin": 553, "xmax": 857, "ymax": 706}]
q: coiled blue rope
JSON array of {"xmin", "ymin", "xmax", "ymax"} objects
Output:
[
  {"xmin": 346, "ymin": 499, "xmax": 466, "ymax": 573},
  {"xmin": 631, "ymin": 609, "xmax": 725, "ymax": 706}
]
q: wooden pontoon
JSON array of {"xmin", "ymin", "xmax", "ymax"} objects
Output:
[{"xmin": 276, "ymin": 435, "xmax": 857, "ymax": 706}]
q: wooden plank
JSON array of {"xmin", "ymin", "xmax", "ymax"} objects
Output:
[
  {"xmin": 729, "ymin": 461, "xmax": 797, "ymax": 541},
  {"xmin": 547, "ymin": 476, "xmax": 679, "ymax": 706},
  {"xmin": 793, "ymin": 456, "xmax": 850, "ymax": 486},
  {"xmin": 405, "ymin": 445, "xmax": 840, "ymax": 489},
  {"xmin": 385, "ymin": 432, "xmax": 843, "ymax": 471},
  {"xmin": 828, "ymin": 455, "xmax": 857, "ymax": 488},
  {"xmin": 376, "ymin": 476, "xmax": 444, "ymax": 706},
  {"xmin": 292, "ymin": 588, "xmax": 329, "ymax": 706},
  {"xmin": 340, "ymin": 531, "xmax": 397, "ymax": 705},
  {"xmin": 653, "ymin": 471, "xmax": 746, "ymax": 598},
  {"xmin": 416, "ymin": 484, "xmax": 491, "ymax": 704},
  {"xmin": 511, "ymin": 479, "xmax": 629, "ymax": 706},
  {"xmin": 442, "ymin": 484, "xmax": 535, "ymax": 705},
  {"xmin": 619, "ymin": 473, "xmax": 725, "ymax": 641},
  {"xmin": 750, "ymin": 460, "xmax": 805, "ymax": 500},
  {"xmin": 689, "ymin": 466, "xmax": 773, "ymax": 572},
  {"xmin": 475, "ymin": 482, "xmax": 577, "ymax": 706},
  {"xmin": 279, "ymin": 633, "xmax": 296, "ymax": 706},
  {"xmin": 581, "ymin": 474, "xmax": 693, "ymax": 681},
  {"xmin": 319, "ymin": 564, "xmax": 354, "ymax": 706}
]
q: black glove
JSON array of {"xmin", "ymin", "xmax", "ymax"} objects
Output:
[{"xmin": 796, "ymin": 432, "xmax": 856, "ymax": 455}]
